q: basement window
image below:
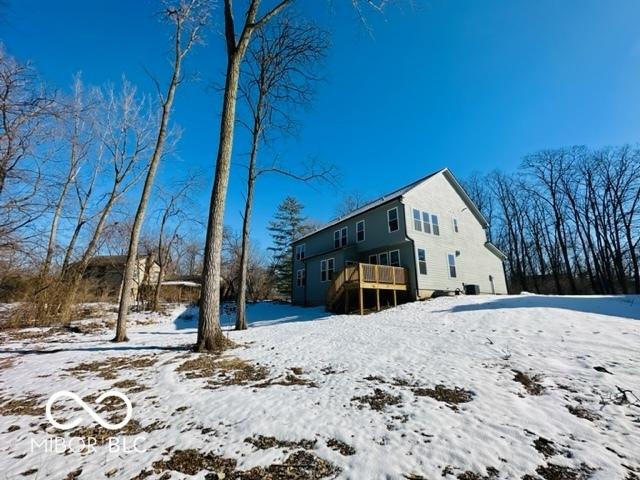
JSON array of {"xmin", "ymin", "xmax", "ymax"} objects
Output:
[{"xmin": 447, "ymin": 253, "xmax": 457, "ymax": 278}]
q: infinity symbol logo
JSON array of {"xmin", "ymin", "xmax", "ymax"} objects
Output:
[{"xmin": 45, "ymin": 390, "xmax": 133, "ymax": 431}]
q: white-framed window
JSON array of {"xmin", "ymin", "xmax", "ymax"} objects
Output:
[
  {"xmin": 417, "ymin": 248, "xmax": 427, "ymax": 275},
  {"xmin": 389, "ymin": 249, "xmax": 400, "ymax": 267},
  {"xmin": 379, "ymin": 252, "xmax": 389, "ymax": 265},
  {"xmin": 412, "ymin": 208, "xmax": 422, "ymax": 232},
  {"xmin": 422, "ymin": 211, "xmax": 431, "ymax": 234},
  {"xmin": 334, "ymin": 227, "xmax": 348, "ymax": 248},
  {"xmin": 447, "ymin": 253, "xmax": 457, "ymax": 278},
  {"xmin": 387, "ymin": 207, "xmax": 399, "ymax": 232},
  {"xmin": 356, "ymin": 220, "xmax": 365, "ymax": 242},
  {"xmin": 431, "ymin": 214, "xmax": 440, "ymax": 235},
  {"xmin": 369, "ymin": 254, "xmax": 378, "ymax": 264},
  {"xmin": 296, "ymin": 269, "xmax": 306, "ymax": 287},
  {"xmin": 320, "ymin": 258, "xmax": 335, "ymax": 282},
  {"xmin": 452, "ymin": 217, "xmax": 459, "ymax": 233},
  {"xmin": 295, "ymin": 244, "xmax": 305, "ymax": 261}
]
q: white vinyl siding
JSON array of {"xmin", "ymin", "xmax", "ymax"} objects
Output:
[
  {"xmin": 387, "ymin": 207, "xmax": 399, "ymax": 232},
  {"xmin": 356, "ymin": 220, "xmax": 365, "ymax": 242}
]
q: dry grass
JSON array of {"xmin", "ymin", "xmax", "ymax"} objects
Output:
[
  {"xmin": 326, "ymin": 438, "xmax": 356, "ymax": 456},
  {"xmin": 352, "ymin": 388, "xmax": 402, "ymax": 411},
  {"xmin": 413, "ymin": 384, "xmax": 475, "ymax": 407},
  {"xmin": 176, "ymin": 355, "xmax": 269, "ymax": 387},
  {"xmin": 0, "ymin": 392, "xmax": 43, "ymax": 416},
  {"xmin": 245, "ymin": 434, "xmax": 317, "ymax": 451},
  {"xmin": 513, "ymin": 370, "xmax": 545, "ymax": 395},
  {"xmin": 66, "ymin": 355, "xmax": 158, "ymax": 380}
]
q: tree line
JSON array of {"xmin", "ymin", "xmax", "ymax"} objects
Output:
[{"xmin": 465, "ymin": 146, "xmax": 640, "ymax": 295}]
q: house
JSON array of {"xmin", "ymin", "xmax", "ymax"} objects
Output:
[
  {"xmin": 79, "ymin": 255, "xmax": 160, "ymax": 301},
  {"xmin": 291, "ymin": 168, "xmax": 508, "ymax": 312}
]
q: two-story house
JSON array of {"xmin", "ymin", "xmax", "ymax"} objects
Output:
[{"xmin": 291, "ymin": 168, "xmax": 508, "ymax": 312}]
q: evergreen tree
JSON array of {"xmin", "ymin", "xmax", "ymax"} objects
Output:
[{"xmin": 268, "ymin": 196, "xmax": 308, "ymax": 298}]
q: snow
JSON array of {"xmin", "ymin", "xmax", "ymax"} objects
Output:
[{"xmin": 0, "ymin": 294, "xmax": 639, "ymax": 479}]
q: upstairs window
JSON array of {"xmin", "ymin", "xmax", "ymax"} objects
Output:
[
  {"xmin": 412, "ymin": 209, "xmax": 422, "ymax": 232},
  {"xmin": 379, "ymin": 252, "xmax": 389, "ymax": 265},
  {"xmin": 296, "ymin": 269, "xmax": 306, "ymax": 287},
  {"xmin": 387, "ymin": 207, "xmax": 399, "ymax": 232},
  {"xmin": 453, "ymin": 217, "xmax": 459, "ymax": 233},
  {"xmin": 422, "ymin": 212, "xmax": 431, "ymax": 234},
  {"xmin": 295, "ymin": 244, "xmax": 305, "ymax": 261},
  {"xmin": 389, "ymin": 250, "xmax": 400, "ymax": 267},
  {"xmin": 320, "ymin": 258, "xmax": 335, "ymax": 282},
  {"xmin": 431, "ymin": 214, "xmax": 440, "ymax": 236},
  {"xmin": 417, "ymin": 248, "xmax": 427, "ymax": 275},
  {"xmin": 356, "ymin": 220, "xmax": 365, "ymax": 242},
  {"xmin": 334, "ymin": 227, "xmax": 348, "ymax": 248},
  {"xmin": 447, "ymin": 253, "xmax": 457, "ymax": 278}
]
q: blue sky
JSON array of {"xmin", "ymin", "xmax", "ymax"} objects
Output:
[{"xmin": 2, "ymin": 0, "xmax": 640, "ymax": 252}]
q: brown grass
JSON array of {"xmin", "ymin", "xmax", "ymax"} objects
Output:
[
  {"xmin": 245, "ymin": 434, "xmax": 317, "ymax": 451},
  {"xmin": 413, "ymin": 385, "xmax": 475, "ymax": 407},
  {"xmin": 66, "ymin": 355, "xmax": 158, "ymax": 380},
  {"xmin": 352, "ymin": 388, "xmax": 402, "ymax": 411},
  {"xmin": 0, "ymin": 393, "xmax": 43, "ymax": 416},
  {"xmin": 513, "ymin": 370, "xmax": 545, "ymax": 395},
  {"xmin": 176, "ymin": 355, "xmax": 268, "ymax": 387}
]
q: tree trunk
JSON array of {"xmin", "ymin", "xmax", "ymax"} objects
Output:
[
  {"xmin": 197, "ymin": 52, "xmax": 244, "ymax": 352},
  {"xmin": 114, "ymin": 45, "xmax": 181, "ymax": 342}
]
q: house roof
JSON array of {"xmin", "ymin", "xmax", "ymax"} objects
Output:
[
  {"xmin": 294, "ymin": 168, "xmax": 489, "ymax": 243},
  {"xmin": 85, "ymin": 255, "xmax": 155, "ymax": 267}
]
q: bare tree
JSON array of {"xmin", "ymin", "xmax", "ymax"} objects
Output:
[
  {"xmin": 60, "ymin": 80, "xmax": 153, "ymax": 319},
  {"xmin": 334, "ymin": 191, "xmax": 369, "ymax": 218},
  {"xmin": 233, "ymin": 15, "xmax": 329, "ymax": 329},
  {"xmin": 114, "ymin": 0, "xmax": 210, "ymax": 342}
]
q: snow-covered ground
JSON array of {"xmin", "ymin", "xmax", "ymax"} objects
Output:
[{"xmin": 0, "ymin": 295, "xmax": 639, "ymax": 479}]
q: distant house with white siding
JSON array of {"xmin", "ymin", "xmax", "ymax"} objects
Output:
[{"xmin": 291, "ymin": 168, "xmax": 507, "ymax": 313}]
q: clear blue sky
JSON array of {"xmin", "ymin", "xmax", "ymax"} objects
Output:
[{"xmin": 2, "ymin": 1, "xmax": 640, "ymax": 251}]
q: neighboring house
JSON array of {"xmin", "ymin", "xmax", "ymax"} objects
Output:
[
  {"xmin": 291, "ymin": 168, "xmax": 508, "ymax": 311},
  {"xmin": 79, "ymin": 255, "xmax": 160, "ymax": 301}
]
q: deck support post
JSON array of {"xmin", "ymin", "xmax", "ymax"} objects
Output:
[
  {"xmin": 359, "ymin": 287, "xmax": 364, "ymax": 315},
  {"xmin": 376, "ymin": 288, "xmax": 380, "ymax": 311},
  {"xmin": 345, "ymin": 288, "xmax": 349, "ymax": 314},
  {"xmin": 393, "ymin": 289, "xmax": 397, "ymax": 307}
]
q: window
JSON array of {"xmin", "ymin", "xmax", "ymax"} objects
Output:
[
  {"xmin": 412, "ymin": 209, "xmax": 422, "ymax": 231},
  {"xmin": 422, "ymin": 211, "xmax": 431, "ymax": 234},
  {"xmin": 379, "ymin": 252, "xmax": 389, "ymax": 265},
  {"xmin": 389, "ymin": 250, "xmax": 400, "ymax": 267},
  {"xmin": 334, "ymin": 227, "xmax": 348, "ymax": 248},
  {"xmin": 431, "ymin": 214, "xmax": 440, "ymax": 235},
  {"xmin": 417, "ymin": 249, "xmax": 427, "ymax": 275},
  {"xmin": 447, "ymin": 253, "xmax": 457, "ymax": 278},
  {"xmin": 453, "ymin": 217, "xmax": 459, "ymax": 233},
  {"xmin": 296, "ymin": 269, "xmax": 306, "ymax": 287},
  {"xmin": 369, "ymin": 254, "xmax": 378, "ymax": 264},
  {"xmin": 356, "ymin": 220, "xmax": 365, "ymax": 242},
  {"xmin": 320, "ymin": 258, "xmax": 335, "ymax": 282},
  {"xmin": 295, "ymin": 244, "xmax": 305, "ymax": 261},
  {"xmin": 387, "ymin": 207, "xmax": 399, "ymax": 232}
]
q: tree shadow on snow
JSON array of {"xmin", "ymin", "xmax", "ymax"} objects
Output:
[
  {"xmin": 174, "ymin": 302, "xmax": 331, "ymax": 330},
  {"xmin": 439, "ymin": 294, "xmax": 640, "ymax": 321}
]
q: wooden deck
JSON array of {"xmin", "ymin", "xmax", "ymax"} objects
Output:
[{"xmin": 326, "ymin": 263, "xmax": 408, "ymax": 314}]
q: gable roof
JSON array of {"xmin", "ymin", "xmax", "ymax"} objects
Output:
[{"xmin": 294, "ymin": 168, "xmax": 488, "ymax": 243}]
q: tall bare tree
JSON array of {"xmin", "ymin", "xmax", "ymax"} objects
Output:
[
  {"xmin": 234, "ymin": 16, "xmax": 328, "ymax": 330},
  {"xmin": 114, "ymin": 0, "xmax": 210, "ymax": 342}
]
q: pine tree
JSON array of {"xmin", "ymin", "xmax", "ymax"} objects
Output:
[{"xmin": 268, "ymin": 196, "xmax": 308, "ymax": 299}]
